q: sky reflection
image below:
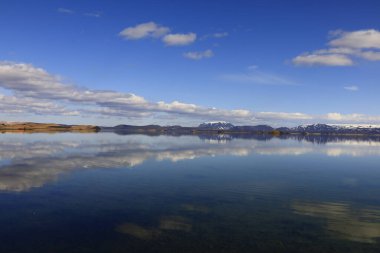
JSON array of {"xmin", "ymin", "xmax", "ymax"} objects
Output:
[{"xmin": 0, "ymin": 133, "xmax": 380, "ymax": 192}]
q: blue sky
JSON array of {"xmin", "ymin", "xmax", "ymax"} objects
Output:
[{"xmin": 1, "ymin": 0, "xmax": 380, "ymax": 126}]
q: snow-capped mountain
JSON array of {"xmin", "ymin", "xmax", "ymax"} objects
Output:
[
  {"xmin": 331, "ymin": 124, "xmax": 380, "ymax": 129},
  {"xmin": 290, "ymin": 124, "xmax": 380, "ymax": 134},
  {"xmin": 198, "ymin": 121, "xmax": 235, "ymax": 130},
  {"xmin": 293, "ymin": 124, "xmax": 340, "ymax": 133}
]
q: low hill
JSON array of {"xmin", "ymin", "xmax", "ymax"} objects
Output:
[{"xmin": 0, "ymin": 122, "xmax": 100, "ymax": 133}]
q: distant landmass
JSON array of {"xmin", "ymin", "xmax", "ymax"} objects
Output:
[
  {"xmin": 1, "ymin": 121, "xmax": 380, "ymax": 136},
  {"xmin": 0, "ymin": 122, "xmax": 100, "ymax": 133}
]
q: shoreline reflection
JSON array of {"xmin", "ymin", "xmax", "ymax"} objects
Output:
[{"xmin": 0, "ymin": 133, "xmax": 380, "ymax": 192}]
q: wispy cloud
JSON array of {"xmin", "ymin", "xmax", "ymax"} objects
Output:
[
  {"xmin": 84, "ymin": 11, "xmax": 102, "ymax": 18},
  {"xmin": 220, "ymin": 68, "xmax": 297, "ymax": 86},
  {"xmin": 293, "ymin": 29, "xmax": 380, "ymax": 66},
  {"xmin": 201, "ymin": 32, "xmax": 229, "ymax": 40},
  {"xmin": 344, "ymin": 85, "xmax": 359, "ymax": 91},
  {"xmin": 183, "ymin": 49, "xmax": 213, "ymax": 60},
  {"xmin": 58, "ymin": 8, "xmax": 74, "ymax": 14},
  {"xmin": 213, "ymin": 32, "xmax": 228, "ymax": 38},
  {"xmin": 58, "ymin": 8, "xmax": 103, "ymax": 18}
]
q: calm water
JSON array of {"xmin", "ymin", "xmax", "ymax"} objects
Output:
[{"xmin": 1, "ymin": 133, "xmax": 380, "ymax": 252}]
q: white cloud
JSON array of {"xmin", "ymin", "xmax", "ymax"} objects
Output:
[
  {"xmin": 293, "ymin": 29, "xmax": 380, "ymax": 66},
  {"xmin": 314, "ymin": 47, "xmax": 357, "ymax": 55},
  {"xmin": 344, "ymin": 85, "xmax": 359, "ymax": 91},
  {"xmin": 1, "ymin": 61, "xmax": 380, "ymax": 125},
  {"xmin": 256, "ymin": 112, "xmax": 313, "ymax": 120},
  {"xmin": 119, "ymin": 23, "xmax": 197, "ymax": 48},
  {"xmin": 162, "ymin": 33, "xmax": 197, "ymax": 46},
  {"xmin": 0, "ymin": 62, "xmax": 253, "ymax": 123},
  {"xmin": 329, "ymin": 29, "xmax": 380, "ymax": 49},
  {"xmin": 0, "ymin": 93, "xmax": 79, "ymax": 116},
  {"xmin": 324, "ymin": 113, "xmax": 380, "ymax": 123},
  {"xmin": 356, "ymin": 50, "xmax": 380, "ymax": 61},
  {"xmin": 292, "ymin": 54, "xmax": 354, "ymax": 66},
  {"xmin": 58, "ymin": 8, "xmax": 74, "ymax": 14},
  {"xmin": 183, "ymin": 49, "xmax": 213, "ymax": 60},
  {"xmin": 119, "ymin": 22, "xmax": 170, "ymax": 40}
]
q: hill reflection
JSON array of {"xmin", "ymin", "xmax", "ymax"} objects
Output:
[{"xmin": 0, "ymin": 133, "xmax": 380, "ymax": 192}]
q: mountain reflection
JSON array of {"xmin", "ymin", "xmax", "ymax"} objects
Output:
[{"xmin": 0, "ymin": 133, "xmax": 380, "ymax": 192}]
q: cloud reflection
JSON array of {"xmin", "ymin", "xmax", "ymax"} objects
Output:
[
  {"xmin": 116, "ymin": 215, "xmax": 192, "ymax": 240},
  {"xmin": 0, "ymin": 133, "xmax": 379, "ymax": 192},
  {"xmin": 293, "ymin": 201, "xmax": 380, "ymax": 243}
]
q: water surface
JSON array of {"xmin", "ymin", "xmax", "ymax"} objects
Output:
[{"xmin": 1, "ymin": 133, "xmax": 380, "ymax": 252}]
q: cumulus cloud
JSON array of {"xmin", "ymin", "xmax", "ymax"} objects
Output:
[
  {"xmin": 119, "ymin": 22, "xmax": 197, "ymax": 48},
  {"xmin": 162, "ymin": 33, "xmax": 197, "ymax": 46},
  {"xmin": 1, "ymin": 61, "xmax": 380, "ymax": 125},
  {"xmin": 356, "ymin": 50, "xmax": 380, "ymax": 61},
  {"xmin": 0, "ymin": 62, "xmax": 253, "ymax": 123},
  {"xmin": 119, "ymin": 22, "xmax": 170, "ymax": 40},
  {"xmin": 183, "ymin": 49, "xmax": 213, "ymax": 60},
  {"xmin": 293, "ymin": 29, "xmax": 380, "ymax": 66},
  {"xmin": 344, "ymin": 85, "xmax": 359, "ymax": 91},
  {"xmin": 0, "ymin": 94, "xmax": 79, "ymax": 116},
  {"xmin": 329, "ymin": 29, "xmax": 380, "ymax": 49}
]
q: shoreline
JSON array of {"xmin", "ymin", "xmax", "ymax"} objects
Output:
[
  {"xmin": 0, "ymin": 122, "xmax": 100, "ymax": 133},
  {"xmin": 1, "ymin": 122, "xmax": 380, "ymax": 137}
]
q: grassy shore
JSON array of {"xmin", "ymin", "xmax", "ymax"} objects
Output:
[{"xmin": 0, "ymin": 122, "xmax": 100, "ymax": 133}]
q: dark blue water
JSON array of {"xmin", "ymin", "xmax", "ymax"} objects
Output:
[{"xmin": 1, "ymin": 133, "xmax": 380, "ymax": 252}]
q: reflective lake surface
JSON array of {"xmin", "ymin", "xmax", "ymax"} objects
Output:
[{"xmin": 1, "ymin": 133, "xmax": 380, "ymax": 252}]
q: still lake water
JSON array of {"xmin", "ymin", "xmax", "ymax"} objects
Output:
[{"xmin": 1, "ymin": 132, "xmax": 380, "ymax": 252}]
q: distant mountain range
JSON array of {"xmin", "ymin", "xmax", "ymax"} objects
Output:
[
  {"xmin": 102, "ymin": 121, "xmax": 380, "ymax": 136},
  {"xmin": 196, "ymin": 121, "xmax": 380, "ymax": 135},
  {"xmin": 198, "ymin": 121, "xmax": 274, "ymax": 132},
  {"xmin": 290, "ymin": 123, "xmax": 380, "ymax": 135}
]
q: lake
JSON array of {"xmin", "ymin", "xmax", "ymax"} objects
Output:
[{"xmin": 1, "ymin": 132, "xmax": 380, "ymax": 252}]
